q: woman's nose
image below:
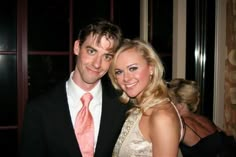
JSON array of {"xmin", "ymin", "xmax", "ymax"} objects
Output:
[{"xmin": 123, "ymin": 72, "xmax": 131, "ymax": 81}]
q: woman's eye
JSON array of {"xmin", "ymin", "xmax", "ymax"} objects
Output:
[
  {"xmin": 115, "ymin": 70, "xmax": 122, "ymax": 75},
  {"xmin": 129, "ymin": 66, "xmax": 138, "ymax": 72}
]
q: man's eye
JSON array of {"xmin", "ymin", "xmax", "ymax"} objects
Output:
[
  {"xmin": 129, "ymin": 67, "xmax": 138, "ymax": 72},
  {"xmin": 104, "ymin": 54, "xmax": 113, "ymax": 61},
  {"xmin": 115, "ymin": 70, "xmax": 122, "ymax": 75},
  {"xmin": 87, "ymin": 49, "xmax": 95, "ymax": 54}
]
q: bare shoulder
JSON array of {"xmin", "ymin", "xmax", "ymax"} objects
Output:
[
  {"xmin": 183, "ymin": 114, "xmax": 218, "ymax": 135},
  {"xmin": 196, "ymin": 115, "xmax": 216, "ymax": 125},
  {"xmin": 148, "ymin": 102, "xmax": 181, "ymax": 144},
  {"xmin": 149, "ymin": 102, "xmax": 179, "ymax": 126}
]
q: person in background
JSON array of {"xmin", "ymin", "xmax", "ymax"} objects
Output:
[
  {"xmin": 108, "ymin": 39, "xmax": 184, "ymax": 157},
  {"xmin": 167, "ymin": 78, "xmax": 236, "ymax": 157},
  {"xmin": 20, "ymin": 19, "xmax": 130, "ymax": 157}
]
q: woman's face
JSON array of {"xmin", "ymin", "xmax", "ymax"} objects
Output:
[{"xmin": 114, "ymin": 48, "xmax": 153, "ymax": 99}]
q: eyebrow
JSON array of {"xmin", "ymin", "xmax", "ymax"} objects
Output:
[
  {"xmin": 106, "ymin": 52, "xmax": 114, "ymax": 56},
  {"xmin": 115, "ymin": 63, "xmax": 138, "ymax": 71},
  {"xmin": 86, "ymin": 45, "xmax": 115, "ymax": 57},
  {"xmin": 86, "ymin": 45, "xmax": 97, "ymax": 52},
  {"xmin": 127, "ymin": 63, "xmax": 138, "ymax": 68}
]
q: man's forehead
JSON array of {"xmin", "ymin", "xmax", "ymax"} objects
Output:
[{"xmin": 85, "ymin": 34, "xmax": 115, "ymax": 50}]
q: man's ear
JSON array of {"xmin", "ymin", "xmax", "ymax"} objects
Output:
[{"xmin": 73, "ymin": 40, "xmax": 80, "ymax": 55}]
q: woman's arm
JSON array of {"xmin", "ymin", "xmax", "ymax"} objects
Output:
[{"xmin": 150, "ymin": 105, "xmax": 180, "ymax": 157}]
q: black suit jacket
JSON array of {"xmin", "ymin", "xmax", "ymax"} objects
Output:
[{"xmin": 19, "ymin": 77, "xmax": 129, "ymax": 157}]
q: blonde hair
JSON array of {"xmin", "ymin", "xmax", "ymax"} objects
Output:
[
  {"xmin": 167, "ymin": 78, "xmax": 200, "ymax": 112},
  {"xmin": 108, "ymin": 39, "xmax": 168, "ymax": 112}
]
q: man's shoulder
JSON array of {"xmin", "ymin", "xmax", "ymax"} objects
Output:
[
  {"xmin": 101, "ymin": 75, "xmax": 120, "ymax": 96},
  {"xmin": 27, "ymin": 82, "xmax": 67, "ymax": 107}
]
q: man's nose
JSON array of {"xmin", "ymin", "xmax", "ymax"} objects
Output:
[{"xmin": 92, "ymin": 56, "xmax": 102, "ymax": 69}]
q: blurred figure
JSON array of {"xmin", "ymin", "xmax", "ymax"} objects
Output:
[
  {"xmin": 168, "ymin": 78, "xmax": 236, "ymax": 157},
  {"xmin": 109, "ymin": 39, "xmax": 184, "ymax": 157}
]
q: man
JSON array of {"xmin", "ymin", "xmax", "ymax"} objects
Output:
[{"xmin": 20, "ymin": 19, "xmax": 129, "ymax": 157}]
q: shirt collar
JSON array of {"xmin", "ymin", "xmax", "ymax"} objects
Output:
[{"xmin": 67, "ymin": 71, "xmax": 102, "ymax": 105}]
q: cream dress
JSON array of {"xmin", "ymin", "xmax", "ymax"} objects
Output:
[{"xmin": 112, "ymin": 99, "xmax": 183, "ymax": 157}]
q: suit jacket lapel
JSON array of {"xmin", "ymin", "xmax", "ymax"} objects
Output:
[
  {"xmin": 95, "ymin": 91, "xmax": 114, "ymax": 155},
  {"xmin": 94, "ymin": 82, "xmax": 127, "ymax": 156},
  {"xmin": 50, "ymin": 83, "xmax": 83, "ymax": 157}
]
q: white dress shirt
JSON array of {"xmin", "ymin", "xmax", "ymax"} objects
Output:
[{"xmin": 66, "ymin": 72, "xmax": 102, "ymax": 149}]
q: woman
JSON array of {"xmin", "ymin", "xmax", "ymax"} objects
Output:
[
  {"xmin": 167, "ymin": 78, "xmax": 236, "ymax": 157},
  {"xmin": 108, "ymin": 39, "xmax": 184, "ymax": 157}
]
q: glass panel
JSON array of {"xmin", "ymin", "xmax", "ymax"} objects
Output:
[
  {"xmin": 113, "ymin": 0, "xmax": 140, "ymax": 39},
  {"xmin": 28, "ymin": 0, "xmax": 69, "ymax": 51},
  {"xmin": 0, "ymin": 129, "xmax": 17, "ymax": 157},
  {"xmin": 150, "ymin": 0, "xmax": 173, "ymax": 80},
  {"xmin": 0, "ymin": 55, "xmax": 17, "ymax": 125},
  {"xmin": 73, "ymin": 0, "xmax": 111, "ymax": 40},
  {"xmin": 150, "ymin": 0, "xmax": 173, "ymax": 53},
  {"xmin": 186, "ymin": 0, "xmax": 197, "ymax": 80},
  {"xmin": 0, "ymin": 0, "xmax": 17, "ymax": 51},
  {"xmin": 161, "ymin": 56, "xmax": 172, "ymax": 81},
  {"xmin": 186, "ymin": 0, "xmax": 215, "ymax": 119},
  {"xmin": 28, "ymin": 55, "xmax": 69, "ymax": 100}
]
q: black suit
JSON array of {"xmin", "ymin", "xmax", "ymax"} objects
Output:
[{"xmin": 19, "ymin": 77, "xmax": 129, "ymax": 157}]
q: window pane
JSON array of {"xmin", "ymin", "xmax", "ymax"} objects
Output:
[
  {"xmin": 28, "ymin": 0, "xmax": 69, "ymax": 51},
  {"xmin": 161, "ymin": 56, "xmax": 172, "ymax": 81},
  {"xmin": 151, "ymin": 0, "xmax": 173, "ymax": 53},
  {"xmin": 73, "ymin": 0, "xmax": 111, "ymax": 40},
  {"xmin": 114, "ymin": 0, "xmax": 140, "ymax": 39},
  {"xmin": 0, "ymin": 55, "xmax": 17, "ymax": 125},
  {"xmin": 150, "ymin": 0, "xmax": 173, "ymax": 80},
  {"xmin": 28, "ymin": 55, "xmax": 69, "ymax": 100},
  {"xmin": 0, "ymin": 0, "xmax": 17, "ymax": 51},
  {"xmin": 0, "ymin": 129, "xmax": 17, "ymax": 157}
]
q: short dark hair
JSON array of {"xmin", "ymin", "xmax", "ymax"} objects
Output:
[{"xmin": 78, "ymin": 19, "xmax": 123, "ymax": 53}]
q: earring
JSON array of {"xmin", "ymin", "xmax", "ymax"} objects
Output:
[{"xmin": 149, "ymin": 72, "xmax": 153, "ymax": 80}]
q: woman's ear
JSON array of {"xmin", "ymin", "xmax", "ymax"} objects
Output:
[
  {"xmin": 149, "ymin": 65, "xmax": 154, "ymax": 76},
  {"xmin": 73, "ymin": 40, "xmax": 80, "ymax": 55}
]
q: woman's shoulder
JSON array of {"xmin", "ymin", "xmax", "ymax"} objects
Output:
[
  {"xmin": 148, "ymin": 102, "xmax": 181, "ymax": 141},
  {"xmin": 183, "ymin": 114, "xmax": 218, "ymax": 137},
  {"xmin": 149, "ymin": 102, "xmax": 180, "ymax": 124},
  {"xmin": 151, "ymin": 100, "xmax": 177, "ymax": 113}
]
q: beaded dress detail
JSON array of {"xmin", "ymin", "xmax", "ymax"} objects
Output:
[{"xmin": 112, "ymin": 98, "xmax": 183, "ymax": 157}]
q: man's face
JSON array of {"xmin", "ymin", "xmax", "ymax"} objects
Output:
[{"xmin": 73, "ymin": 34, "xmax": 115, "ymax": 90}]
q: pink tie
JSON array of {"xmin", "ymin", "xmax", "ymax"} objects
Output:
[{"xmin": 75, "ymin": 93, "xmax": 94, "ymax": 157}]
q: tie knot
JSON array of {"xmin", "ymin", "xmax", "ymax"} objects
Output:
[{"xmin": 81, "ymin": 93, "xmax": 93, "ymax": 107}]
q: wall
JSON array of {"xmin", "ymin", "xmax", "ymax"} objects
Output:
[{"xmin": 224, "ymin": 0, "xmax": 236, "ymax": 137}]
